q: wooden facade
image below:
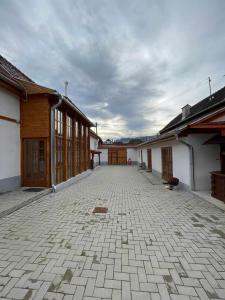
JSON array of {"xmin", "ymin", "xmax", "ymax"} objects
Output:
[
  {"xmin": 211, "ymin": 143, "xmax": 225, "ymax": 203},
  {"xmin": 20, "ymin": 90, "xmax": 92, "ymax": 188},
  {"xmin": 211, "ymin": 172, "xmax": 225, "ymax": 203},
  {"xmin": 108, "ymin": 148, "xmax": 127, "ymax": 165},
  {"xmin": 21, "ymin": 95, "xmax": 51, "ymax": 187}
]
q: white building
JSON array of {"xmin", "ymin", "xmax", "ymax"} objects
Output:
[
  {"xmin": 90, "ymin": 130, "xmax": 102, "ymax": 169},
  {"xmin": 137, "ymin": 87, "xmax": 225, "ymax": 203},
  {"xmin": 98, "ymin": 144, "xmax": 138, "ymax": 165},
  {"xmin": 0, "ymin": 56, "xmax": 32, "ymax": 192},
  {"xmin": 0, "ymin": 84, "xmax": 21, "ymax": 192}
]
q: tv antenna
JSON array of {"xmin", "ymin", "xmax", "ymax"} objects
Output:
[
  {"xmin": 64, "ymin": 81, "xmax": 69, "ymax": 97},
  {"xmin": 208, "ymin": 77, "xmax": 212, "ymax": 100}
]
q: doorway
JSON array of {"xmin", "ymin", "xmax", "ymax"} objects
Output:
[
  {"xmin": 161, "ymin": 147, "xmax": 173, "ymax": 181},
  {"xmin": 147, "ymin": 149, "xmax": 152, "ymax": 171},
  {"xmin": 108, "ymin": 148, "xmax": 127, "ymax": 165},
  {"xmin": 22, "ymin": 138, "xmax": 47, "ymax": 187}
]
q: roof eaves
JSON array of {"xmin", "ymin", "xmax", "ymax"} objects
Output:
[
  {"xmin": 0, "ymin": 72, "xmax": 24, "ymax": 92},
  {"xmin": 136, "ymin": 130, "xmax": 181, "ymax": 148},
  {"xmin": 90, "ymin": 129, "xmax": 102, "ymax": 141},
  {"xmin": 63, "ymin": 96, "xmax": 94, "ymax": 127}
]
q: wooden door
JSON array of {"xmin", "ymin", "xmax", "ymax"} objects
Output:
[
  {"xmin": 221, "ymin": 144, "xmax": 225, "ymax": 173},
  {"xmin": 161, "ymin": 147, "xmax": 173, "ymax": 181},
  {"xmin": 111, "ymin": 152, "xmax": 118, "ymax": 164},
  {"xmin": 22, "ymin": 138, "xmax": 47, "ymax": 187},
  {"xmin": 108, "ymin": 148, "xmax": 127, "ymax": 165},
  {"xmin": 117, "ymin": 149, "xmax": 127, "ymax": 164},
  {"xmin": 147, "ymin": 149, "xmax": 152, "ymax": 171}
]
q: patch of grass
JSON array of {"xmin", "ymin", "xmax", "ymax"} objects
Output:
[
  {"xmin": 211, "ymin": 228, "xmax": 225, "ymax": 239},
  {"xmin": 193, "ymin": 224, "xmax": 204, "ymax": 227},
  {"xmin": 48, "ymin": 282, "xmax": 60, "ymax": 292},
  {"xmin": 163, "ymin": 275, "xmax": 173, "ymax": 283},
  {"xmin": 191, "ymin": 217, "xmax": 199, "ymax": 222},
  {"xmin": 174, "ymin": 231, "xmax": 182, "ymax": 237},
  {"xmin": 62, "ymin": 269, "xmax": 73, "ymax": 283},
  {"xmin": 93, "ymin": 254, "xmax": 100, "ymax": 264},
  {"xmin": 65, "ymin": 242, "xmax": 71, "ymax": 249},
  {"xmin": 23, "ymin": 289, "xmax": 32, "ymax": 300},
  {"xmin": 37, "ymin": 257, "xmax": 47, "ymax": 264},
  {"xmin": 211, "ymin": 215, "xmax": 219, "ymax": 221}
]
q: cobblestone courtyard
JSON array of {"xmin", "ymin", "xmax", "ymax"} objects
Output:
[{"xmin": 0, "ymin": 166, "xmax": 225, "ymax": 300}]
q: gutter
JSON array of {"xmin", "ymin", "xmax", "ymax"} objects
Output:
[
  {"xmin": 50, "ymin": 93, "xmax": 63, "ymax": 192},
  {"xmin": 0, "ymin": 72, "xmax": 24, "ymax": 91},
  {"xmin": 175, "ymin": 134, "xmax": 196, "ymax": 191},
  {"xmin": 136, "ymin": 134, "xmax": 176, "ymax": 148}
]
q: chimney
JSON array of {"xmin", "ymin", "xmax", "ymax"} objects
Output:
[{"xmin": 182, "ymin": 104, "xmax": 191, "ymax": 120}]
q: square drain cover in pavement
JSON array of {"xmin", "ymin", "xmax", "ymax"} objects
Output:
[
  {"xmin": 93, "ymin": 207, "xmax": 108, "ymax": 214},
  {"xmin": 24, "ymin": 188, "xmax": 44, "ymax": 193}
]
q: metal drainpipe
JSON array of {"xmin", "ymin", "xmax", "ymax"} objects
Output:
[
  {"xmin": 175, "ymin": 134, "xmax": 196, "ymax": 191},
  {"xmin": 51, "ymin": 94, "xmax": 63, "ymax": 192}
]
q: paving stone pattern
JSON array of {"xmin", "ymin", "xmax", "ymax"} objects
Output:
[{"xmin": 0, "ymin": 166, "xmax": 225, "ymax": 299}]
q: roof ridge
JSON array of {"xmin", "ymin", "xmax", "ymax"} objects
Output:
[{"xmin": 160, "ymin": 85, "xmax": 225, "ymax": 134}]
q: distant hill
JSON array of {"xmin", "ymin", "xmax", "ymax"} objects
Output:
[{"xmin": 113, "ymin": 136, "xmax": 155, "ymax": 144}]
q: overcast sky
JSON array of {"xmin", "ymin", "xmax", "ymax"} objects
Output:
[{"xmin": 1, "ymin": 0, "xmax": 225, "ymax": 139}]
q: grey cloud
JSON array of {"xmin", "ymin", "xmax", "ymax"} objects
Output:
[{"xmin": 0, "ymin": 0, "xmax": 225, "ymax": 138}]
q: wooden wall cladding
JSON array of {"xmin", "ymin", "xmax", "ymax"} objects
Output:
[
  {"xmin": 108, "ymin": 148, "xmax": 127, "ymax": 165},
  {"xmin": 20, "ymin": 95, "xmax": 50, "ymax": 138}
]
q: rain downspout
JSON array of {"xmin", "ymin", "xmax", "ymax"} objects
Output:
[
  {"xmin": 51, "ymin": 93, "xmax": 63, "ymax": 192},
  {"xmin": 175, "ymin": 134, "xmax": 196, "ymax": 191}
]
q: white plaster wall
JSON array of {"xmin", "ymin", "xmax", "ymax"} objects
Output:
[
  {"xmin": 137, "ymin": 149, "xmax": 142, "ymax": 163},
  {"xmin": 151, "ymin": 146, "xmax": 162, "ymax": 174},
  {"xmin": 151, "ymin": 140, "xmax": 190, "ymax": 186},
  {"xmin": 0, "ymin": 89, "xmax": 20, "ymax": 119},
  {"xmin": 100, "ymin": 149, "xmax": 108, "ymax": 164},
  {"xmin": 0, "ymin": 88, "xmax": 20, "ymax": 180},
  {"xmin": 144, "ymin": 149, "xmax": 148, "ymax": 165},
  {"xmin": 136, "ymin": 146, "xmax": 149, "ymax": 166},
  {"xmin": 187, "ymin": 134, "xmax": 220, "ymax": 190},
  {"xmin": 127, "ymin": 148, "xmax": 137, "ymax": 162},
  {"xmin": 0, "ymin": 120, "xmax": 20, "ymax": 179},
  {"xmin": 90, "ymin": 136, "xmax": 101, "ymax": 166},
  {"xmin": 90, "ymin": 136, "xmax": 98, "ymax": 151},
  {"xmin": 172, "ymin": 142, "xmax": 190, "ymax": 186}
]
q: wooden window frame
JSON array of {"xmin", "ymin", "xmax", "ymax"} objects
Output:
[{"xmin": 55, "ymin": 109, "xmax": 64, "ymax": 184}]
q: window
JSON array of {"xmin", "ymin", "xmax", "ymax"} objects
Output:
[
  {"xmin": 55, "ymin": 109, "xmax": 63, "ymax": 184},
  {"xmin": 67, "ymin": 115, "xmax": 73, "ymax": 179}
]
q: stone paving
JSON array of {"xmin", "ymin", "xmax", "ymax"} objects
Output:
[
  {"xmin": 0, "ymin": 188, "xmax": 50, "ymax": 217},
  {"xmin": 0, "ymin": 166, "xmax": 225, "ymax": 300}
]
